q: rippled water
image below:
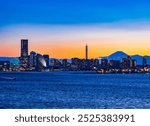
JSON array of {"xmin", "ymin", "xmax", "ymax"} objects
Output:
[{"xmin": 0, "ymin": 72, "xmax": 150, "ymax": 109}]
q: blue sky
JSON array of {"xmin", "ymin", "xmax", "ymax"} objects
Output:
[
  {"xmin": 1, "ymin": 0, "xmax": 150, "ymax": 27},
  {"xmin": 1, "ymin": 0, "xmax": 150, "ymax": 58}
]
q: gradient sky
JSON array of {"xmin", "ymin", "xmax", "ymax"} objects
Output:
[{"xmin": 1, "ymin": 0, "xmax": 150, "ymax": 58}]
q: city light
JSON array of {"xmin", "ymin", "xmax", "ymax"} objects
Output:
[{"xmin": 0, "ymin": 39, "xmax": 150, "ymax": 73}]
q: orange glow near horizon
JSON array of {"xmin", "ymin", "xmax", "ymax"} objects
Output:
[
  {"xmin": 1, "ymin": 39, "xmax": 150, "ymax": 59},
  {"xmin": 1, "ymin": 24, "xmax": 150, "ymax": 58}
]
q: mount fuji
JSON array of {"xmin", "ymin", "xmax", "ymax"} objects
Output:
[{"xmin": 101, "ymin": 51, "xmax": 150, "ymax": 65}]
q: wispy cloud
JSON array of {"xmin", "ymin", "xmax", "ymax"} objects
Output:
[{"xmin": 0, "ymin": 21, "xmax": 150, "ymax": 58}]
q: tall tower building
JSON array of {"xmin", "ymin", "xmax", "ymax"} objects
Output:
[
  {"xmin": 85, "ymin": 44, "xmax": 88, "ymax": 60},
  {"xmin": 21, "ymin": 39, "xmax": 28, "ymax": 57},
  {"xmin": 20, "ymin": 39, "xmax": 29, "ymax": 69},
  {"xmin": 29, "ymin": 51, "xmax": 37, "ymax": 70}
]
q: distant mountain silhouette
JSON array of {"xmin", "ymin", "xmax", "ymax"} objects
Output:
[
  {"xmin": 1, "ymin": 51, "xmax": 150, "ymax": 65},
  {"xmin": 108, "ymin": 51, "xmax": 128, "ymax": 60},
  {"xmin": 131, "ymin": 55, "xmax": 143, "ymax": 65},
  {"xmin": 144, "ymin": 56, "xmax": 150, "ymax": 65},
  {"xmin": 104, "ymin": 51, "xmax": 150, "ymax": 65}
]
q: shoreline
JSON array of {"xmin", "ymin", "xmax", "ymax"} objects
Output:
[{"xmin": 0, "ymin": 71, "xmax": 150, "ymax": 75}]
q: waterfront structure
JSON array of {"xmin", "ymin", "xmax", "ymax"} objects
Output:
[
  {"xmin": 62, "ymin": 59, "xmax": 69, "ymax": 70},
  {"xmin": 81, "ymin": 59, "xmax": 86, "ymax": 70},
  {"xmin": 36, "ymin": 54, "xmax": 46, "ymax": 71},
  {"xmin": 70, "ymin": 58, "xmax": 99, "ymax": 71},
  {"xmin": 131, "ymin": 59, "xmax": 137, "ymax": 68},
  {"xmin": 0, "ymin": 61, "xmax": 10, "ymax": 71},
  {"xmin": 121, "ymin": 56, "xmax": 132, "ymax": 69},
  {"xmin": 29, "ymin": 51, "xmax": 48, "ymax": 71},
  {"xmin": 71, "ymin": 58, "xmax": 81, "ymax": 70},
  {"xmin": 43, "ymin": 54, "xmax": 49, "ymax": 68},
  {"xmin": 19, "ymin": 39, "xmax": 29, "ymax": 69},
  {"xmin": 90, "ymin": 59, "xmax": 99, "ymax": 69},
  {"xmin": 49, "ymin": 59, "xmax": 61, "ymax": 70},
  {"xmin": 109, "ymin": 60, "xmax": 121, "ymax": 69},
  {"xmin": 101, "ymin": 59, "xmax": 108, "ymax": 68},
  {"xmin": 1, "ymin": 39, "xmax": 150, "ymax": 73},
  {"xmin": 29, "ymin": 51, "xmax": 37, "ymax": 70}
]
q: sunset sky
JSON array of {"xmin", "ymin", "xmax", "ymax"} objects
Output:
[{"xmin": 1, "ymin": 0, "xmax": 150, "ymax": 58}]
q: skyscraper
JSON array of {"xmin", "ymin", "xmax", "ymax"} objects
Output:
[
  {"xmin": 21, "ymin": 39, "xmax": 28, "ymax": 57},
  {"xmin": 20, "ymin": 39, "xmax": 29, "ymax": 69},
  {"xmin": 85, "ymin": 44, "xmax": 88, "ymax": 60},
  {"xmin": 29, "ymin": 51, "xmax": 37, "ymax": 70}
]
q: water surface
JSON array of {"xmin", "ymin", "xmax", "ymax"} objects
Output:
[{"xmin": 0, "ymin": 72, "xmax": 150, "ymax": 109}]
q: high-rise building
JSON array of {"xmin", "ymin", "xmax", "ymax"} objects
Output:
[
  {"xmin": 62, "ymin": 59, "xmax": 68, "ymax": 69},
  {"xmin": 20, "ymin": 39, "xmax": 29, "ymax": 69},
  {"xmin": 21, "ymin": 39, "xmax": 28, "ymax": 57},
  {"xmin": 49, "ymin": 59, "xmax": 61, "ymax": 69},
  {"xmin": 36, "ymin": 54, "xmax": 46, "ymax": 71},
  {"xmin": 29, "ymin": 51, "xmax": 37, "ymax": 70},
  {"xmin": 121, "ymin": 56, "xmax": 132, "ymax": 69},
  {"xmin": 89, "ymin": 59, "xmax": 99, "ymax": 70},
  {"xmin": 71, "ymin": 58, "xmax": 81, "ymax": 70},
  {"xmin": 101, "ymin": 59, "xmax": 108, "ymax": 68},
  {"xmin": 43, "ymin": 54, "xmax": 49, "ymax": 68},
  {"xmin": 131, "ymin": 59, "xmax": 137, "ymax": 68},
  {"xmin": 109, "ymin": 60, "xmax": 121, "ymax": 69}
]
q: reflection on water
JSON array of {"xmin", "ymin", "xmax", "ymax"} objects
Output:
[{"xmin": 0, "ymin": 72, "xmax": 150, "ymax": 109}]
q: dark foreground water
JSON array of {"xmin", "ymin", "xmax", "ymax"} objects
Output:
[{"xmin": 0, "ymin": 72, "xmax": 150, "ymax": 109}]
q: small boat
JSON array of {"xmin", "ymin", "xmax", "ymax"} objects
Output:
[{"xmin": 0, "ymin": 76, "xmax": 16, "ymax": 80}]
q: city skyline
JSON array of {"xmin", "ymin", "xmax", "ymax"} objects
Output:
[
  {"xmin": 1, "ymin": 38, "xmax": 150, "ymax": 59},
  {"xmin": 0, "ymin": 39, "xmax": 150, "ymax": 73},
  {"xmin": 1, "ymin": 0, "xmax": 150, "ymax": 58}
]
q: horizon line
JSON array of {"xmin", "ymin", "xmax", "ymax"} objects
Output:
[{"xmin": 0, "ymin": 50, "xmax": 150, "ymax": 59}]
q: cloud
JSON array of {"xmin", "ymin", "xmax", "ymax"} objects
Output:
[{"xmin": 0, "ymin": 21, "xmax": 150, "ymax": 45}]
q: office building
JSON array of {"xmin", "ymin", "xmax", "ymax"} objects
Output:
[
  {"xmin": 20, "ymin": 39, "xmax": 29, "ymax": 69},
  {"xmin": 29, "ymin": 51, "xmax": 37, "ymax": 70},
  {"xmin": 36, "ymin": 54, "xmax": 46, "ymax": 71},
  {"xmin": 109, "ymin": 60, "xmax": 121, "ymax": 69},
  {"xmin": 101, "ymin": 59, "xmax": 108, "ymax": 68},
  {"xmin": 131, "ymin": 59, "xmax": 137, "ymax": 68},
  {"xmin": 121, "ymin": 56, "xmax": 132, "ymax": 69},
  {"xmin": 0, "ymin": 61, "xmax": 10, "ymax": 71},
  {"xmin": 43, "ymin": 55, "xmax": 49, "ymax": 68}
]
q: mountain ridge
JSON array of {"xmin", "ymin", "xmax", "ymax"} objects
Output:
[
  {"xmin": 101, "ymin": 51, "xmax": 150, "ymax": 65},
  {"xmin": 1, "ymin": 51, "xmax": 150, "ymax": 65}
]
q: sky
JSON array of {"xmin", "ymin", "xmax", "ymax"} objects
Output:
[{"xmin": 1, "ymin": 0, "xmax": 150, "ymax": 58}]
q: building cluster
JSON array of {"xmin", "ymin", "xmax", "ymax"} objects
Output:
[
  {"xmin": 49, "ymin": 56, "xmax": 149, "ymax": 74},
  {"xmin": 0, "ymin": 61, "xmax": 10, "ymax": 71},
  {"xmin": 98, "ymin": 56, "xmax": 149, "ymax": 74},
  {"xmin": 0, "ymin": 39, "xmax": 150, "ymax": 73},
  {"xmin": 0, "ymin": 39, "xmax": 49, "ymax": 72},
  {"xmin": 50, "ymin": 58, "xmax": 99, "ymax": 71},
  {"xmin": 19, "ymin": 39, "xmax": 49, "ymax": 71}
]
